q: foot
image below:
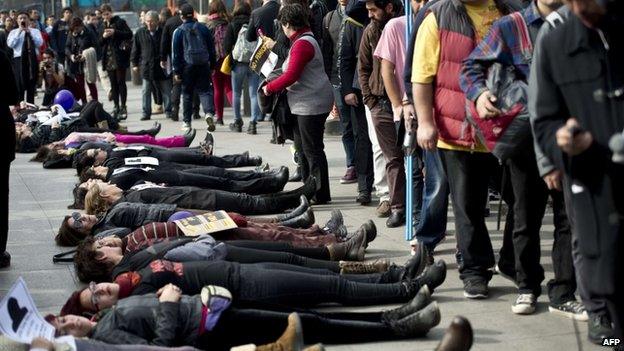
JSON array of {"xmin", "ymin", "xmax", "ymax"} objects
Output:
[
  {"xmin": 403, "ymin": 249, "xmax": 427, "ymax": 281},
  {"xmin": 256, "ymin": 313, "xmax": 304, "ymax": 351},
  {"xmin": 327, "ymin": 227, "xmax": 366, "ymax": 261},
  {"xmin": 145, "ymin": 122, "xmax": 161, "ymax": 137},
  {"xmin": 390, "ymin": 301, "xmax": 441, "ymax": 337},
  {"xmin": 323, "ymin": 209, "xmax": 344, "ymax": 234},
  {"xmin": 463, "ymin": 278, "xmax": 489, "ymax": 299},
  {"xmin": 358, "ymin": 219, "xmax": 377, "ymax": 247},
  {"xmin": 511, "ymin": 293, "xmax": 536, "ymax": 315},
  {"xmin": 548, "ymin": 300, "xmax": 588, "ymax": 321},
  {"xmin": 247, "ymin": 155, "xmax": 263, "ymax": 166},
  {"xmin": 181, "ymin": 121, "xmax": 192, "ymax": 131},
  {"xmin": 274, "ymin": 166, "xmax": 290, "ymax": 188},
  {"xmin": 119, "ymin": 105, "xmax": 128, "ymax": 120},
  {"xmin": 495, "ymin": 263, "xmax": 517, "ymax": 287},
  {"xmin": 382, "ymin": 285, "xmax": 432, "ymax": 323},
  {"xmin": 0, "ymin": 252, "xmax": 10, "ymax": 268},
  {"xmin": 386, "ymin": 209, "xmax": 406, "ymax": 228},
  {"xmin": 183, "ymin": 129, "xmax": 196, "ymax": 147},
  {"xmin": 434, "ymin": 316, "xmax": 474, "ymax": 351},
  {"xmin": 229, "ymin": 121, "xmax": 243, "ymax": 132},
  {"xmin": 407, "ymin": 260, "xmax": 447, "ymax": 294},
  {"xmin": 154, "ymin": 104, "xmax": 163, "ymax": 114},
  {"xmin": 376, "ymin": 200, "xmax": 391, "ymax": 218},
  {"xmin": 247, "ymin": 121, "xmax": 257, "ymax": 135},
  {"xmin": 588, "ymin": 314, "xmax": 614, "ymax": 344},
  {"xmin": 340, "ymin": 166, "xmax": 357, "ymax": 184},
  {"xmin": 276, "ymin": 195, "xmax": 310, "ymax": 221},
  {"xmin": 205, "ymin": 113, "xmax": 216, "ymax": 132},
  {"xmin": 356, "ymin": 191, "xmax": 372, "ymax": 205},
  {"xmin": 200, "ymin": 132, "xmax": 214, "ymax": 155},
  {"xmin": 288, "ymin": 167, "xmax": 302, "ymax": 182},
  {"xmin": 193, "ymin": 112, "xmax": 201, "ymax": 120},
  {"xmin": 140, "ymin": 115, "xmax": 151, "ymax": 121},
  {"xmin": 279, "ymin": 208, "xmax": 315, "ymax": 228}
]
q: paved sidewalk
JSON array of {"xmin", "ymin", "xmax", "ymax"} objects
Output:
[{"xmin": 1, "ymin": 84, "xmax": 601, "ymax": 351}]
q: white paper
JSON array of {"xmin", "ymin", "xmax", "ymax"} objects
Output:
[
  {"xmin": 124, "ymin": 157, "xmax": 160, "ymax": 166},
  {"xmin": 113, "ymin": 146, "xmax": 149, "ymax": 152},
  {"xmin": 260, "ymin": 51, "xmax": 279, "ymax": 78},
  {"xmin": 0, "ymin": 277, "xmax": 55, "ymax": 343}
]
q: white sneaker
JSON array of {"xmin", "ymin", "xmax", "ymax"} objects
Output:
[
  {"xmin": 512, "ymin": 293, "xmax": 536, "ymax": 315},
  {"xmin": 548, "ymin": 300, "xmax": 589, "ymax": 321},
  {"xmin": 181, "ymin": 121, "xmax": 192, "ymax": 131},
  {"xmin": 205, "ymin": 113, "xmax": 216, "ymax": 132}
]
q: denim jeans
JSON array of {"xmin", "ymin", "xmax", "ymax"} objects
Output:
[
  {"xmin": 182, "ymin": 64, "xmax": 215, "ymax": 123},
  {"xmin": 415, "ymin": 150, "xmax": 449, "ymax": 250},
  {"xmin": 142, "ymin": 79, "xmax": 172, "ymax": 118},
  {"xmin": 231, "ymin": 63, "xmax": 261, "ymax": 123},
  {"xmin": 332, "ymin": 85, "xmax": 355, "ymax": 167}
]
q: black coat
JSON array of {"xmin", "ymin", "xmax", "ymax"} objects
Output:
[
  {"xmin": 131, "ymin": 26, "xmax": 167, "ymax": 81},
  {"xmin": 99, "ymin": 16, "xmax": 133, "ymax": 70},
  {"xmin": 246, "ymin": 0, "xmax": 280, "ymax": 42},
  {"xmin": 160, "ymin": 15, "xmax": 182, "ymax": 62},
  {"xmin": 0, "ymin": 48, "xmax": 18, "ymax": 161},
  {"xmin": 65, "ymin": 28, "xmax": 99, "ymax": 77},
  {"xmin": 92, "ymin": 202, "xmax": 177, "ymax": 235}
]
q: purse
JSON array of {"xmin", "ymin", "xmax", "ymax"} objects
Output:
[{"xmin": 220, "ymin": 54, "xmax": 233, "ymax": 75}]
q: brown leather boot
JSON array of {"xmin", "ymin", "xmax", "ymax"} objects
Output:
[
  {"xmin": 256, "ymin": 313, "xmax": 304, "ymax": 351},
  {"xmin": 326, "ymin": 227, "xmax": 367, "ymax": 261},
  {"xmin": 434, "ymin": 316, "xmax": 473, "ymax": 351},
  {"xmin": 339, "ymin": 259, "xmax": 389, "ymax": 274}
]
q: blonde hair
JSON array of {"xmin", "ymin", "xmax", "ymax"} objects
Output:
[{"xmin": 84, "ymin": 185, "xmax": 110, "ymax": 215}]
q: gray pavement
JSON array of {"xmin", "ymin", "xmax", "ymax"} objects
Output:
[{"xmin": 1, "ymin": 83, "xmax": 602, "ymax": 350}]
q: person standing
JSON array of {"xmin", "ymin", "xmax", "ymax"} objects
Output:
[
  {"xmin": 7, "ymin": 12, "xmax": 43, "ymax": 103},
  {"xmin": 65, "ymin": 17, "xmax": 98, "ymax": 104},
  {"xmin": 263, "ymin": 4, "xmax": 334, "ymax": 204},
  {"xmin": 29, "ymin": 9, "xmax": 45, "ymax": 32},
  {"xmin": 50, "ymin": 7, "xmax": 72, "ymax": 65},
  {"xmin": 206, "ymin": 0, "xmax": 233, "ymax": 126},
  {"xmin": 0, "ymin": 46, "xmax": 19, "ymax": 268},
  {"xmin": 358, "ymin": 0, "xmax": 403, "ymax": 227},
  {"xmin": 245, "ymin": 0, "xmax": 280, "ymax": 42},
  {"xmin": 132, "ymin": 11, "xmax": 172, "ymax": 121},
  {"xmin": 172, "ymin": 4, "xmax": 217, "ymax": 131},
  {"xmin": 99, "ymin": 4, "xmax": 132, "ymax": 120}
]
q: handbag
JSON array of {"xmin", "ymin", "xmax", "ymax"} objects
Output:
[
  {"xmin": 220, "ymin": 54, "xmax": 233, "ymax": 75},
  {"xmin": 466, "ymin": 12, "xmax": 533, "ymax": 161}
]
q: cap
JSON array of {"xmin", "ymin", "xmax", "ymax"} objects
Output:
[{"xmin": 180, "ymin": 3, "xmax": 195, "ymax": 18}]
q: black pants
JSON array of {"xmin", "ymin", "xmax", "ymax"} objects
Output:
[
  {"xmin": 351, "ymin": 97, "xmax": 374, "ymax": 193},
  {"xmin": 224, "ymin": 243, "xmax": 336, "ymax": 271},
  {"xmin": 107, "ymin": 68, "xmax": 128, "ymax": 108},
  {"xmin": 293, "ymin": 114, "xmax": 331, "ymax": 202},
  {"xmin": 0, "ymin": 162, "xmax": 9, "ymax": 253},
  {"xmin": 150, "ymin": 149, "xmax": 253, "ymax": 168},
  {"xmin": 507, "ymin": 150, "xmax": 576, "ymax": 301},
  {"xmin": 440, "ymin": 149, "xmax": 497, "ymax": 281},
  {"xmin": 12, "ymin": 57, "xmax": 36, "ymax": 103},
  {"xmin": 182, "ymin": 166, "xmax": 271, "ymax": 181},
  {"xmin": 201, "ymin": 307, "xmax": 397, "ymax": 350}
]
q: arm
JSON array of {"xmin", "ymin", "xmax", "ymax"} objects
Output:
[
  {"xmin": 171, "ymin": 28, "xmax": 183, "ymax": 75},
  {"xmin": 131, "ymin": 33, "xmax": 141, "ymax": 68},
  {"xmin": 265, "ymin": 39, "xmax": 315, "ymax": 94},
  {"xmin": 245, "ymin": 13, "xmax": 258, "ymax": 42},
  {"xmin": 321, "ymin": 12, "xmax": 333, "ymax": 78},
  {"xmin": 49, "ymin": 22, "xmax": 58, "ymax": 51},
  {"xmin": 357, "ymin": 28, "xmax": 375, "ymax": 109},
  {"xmin": 6, "ymin": 30, "xmax": 22, "ymax": 51},
  {"xmin": 151, "ymin": 301, "xmax": 180, "ymax": 346},
  {"xmin": 160, "ymin": 24, "xmax": 171, "ymax": 62},
  {"xmin": 31, "ymin": 29, "xmax": 44, "ymax": 48},
  {"xmin": 380, "ymin": 60, "xmax": 402, "ymax": 119}
]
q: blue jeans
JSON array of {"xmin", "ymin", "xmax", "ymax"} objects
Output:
[
  {"xmin": 182, "ymin": 64, "xmax": 215, "ymax": 123},
  {"xmin": 142, "ymin": 79, "xmax": 172, "ymax": 118},
  {"xmin": 231, "ymin": 63, "xmax": 261, "ymax": 123},
  {"xmin": 332, "ymin": 85, "xmax": 355, "ymax": 167},
  {"xmin": 415, "ymin": 149, "xmax": 449, "ymax": 250}
]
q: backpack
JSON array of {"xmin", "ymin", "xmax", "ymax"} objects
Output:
[
  {"xmin": 209, "ymin": 21, "xmax": 228, "ymax": 61},
  {"xmin": 232, "ymin": 24, "xmax": 257, "ymax": 63},
  {"xmin": 466, "ymin": 13, "xmax": 533, "ymax": 161},
  {"xmin": 181, "ymin": 22, "xmax": 211, "ymax": 66}
]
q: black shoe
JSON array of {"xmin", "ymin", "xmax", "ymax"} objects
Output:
[
  {"xmin": 389, "ymin": 301, "xmax": 441, "ymax": 337},
  {"xmin": 193, "ymin": 112, "xmax": 201, "ymax": 120},
  {"xmin": 229, "ymin": 121, "xmax": 243, "ymax": 132},
  {"xmin": 279, "ymin": 208, "xmax": 315, "ymax": 228},
  {"xmin": 247, "ymin": 121, "xmax": 257, "ymax": 135},
  {"xmin": 356, "ymin": 191, "xmax": 372, "ymax": 205},
  {"xmin": 406, "ymin": 260, "xmax": 447, "ymax": 294},
  {"xmin": 463, "ymin": 278, "xmax": 489, "ymax": 299},
  {"xmin": 216, "ymin": 118, "xmax": 224, "ymax": 126},
  {"xmin": 119, "ymin": 105, "xmax": 128, "ymax": 120},
  {"xmin": 383, "ymin": 285, "xmax": 432, "ymax": 323},
  {"xmin": 435, "ymin": 316, "xmax": 474, "ymax": 351},
  {"xmin": 248, "ymin": 155, "xmax": 262, "ymax": 166},
  {"xmin": 276, "ymin": 195, "xmax": 310, "ymax": 221},
  {"xmin": 183, "ymin": 129, "xmax": 196, "ymax": 147},
  {"xmin": 0, "ymin": 251, "xmax": 10, "ymax": 268},
  {"xmin": 275, "ymin": 166, "xmax": 290, "ymax": 186},
  {"xmin": 140, "ymin": 115, "xmax": 151, "ymax": 121},
  {"xmin": 149, "ymin": 122, "xmax": 162, "ymax": 137},
  {"xmin": 171, "ymin": 113, "xmax": 179, "ymax": 122},
  {"xmin": 323, "ymin": 209, "xmax": 344, "ymax": 234},
  {"xmin": 288, "ymin": 167, "xmax": 302, "ymax": 182},
  {"xmin": 358, "ymin": 219, "xmax": 377, "ymax": 247},
  {"xmin": 403, "ymin": 251, "xmax": 427, "ymax": 281},
  {"xmin": 588, "ymin": 314, "xmax": 613, "ymax": 344},
  {"xmin": 386, "ymin": 209, "xmax": 406, "ymax": 228},
  {"xmin": 300, "ymin": 177, "xmax": 317, "ymax": 200},
  {"xmin": 202, "ymin": 132, "xmax": 214, "ymax": 153}
]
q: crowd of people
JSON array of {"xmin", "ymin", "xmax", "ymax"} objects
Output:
[{"xmin": 0, "ymin": 0, "xmax": 622, "ymax": 349}]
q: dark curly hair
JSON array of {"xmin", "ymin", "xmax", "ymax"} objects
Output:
[
  {"xmin": 56, "ymin": 215, "xmax": 89, "ymax": 247},
  {"xmin": 75, "ymin": 237, "xmax": 114, "ymax": 283},
  {"xmin": 278, "ymin": 4, "xmax": 310, "ymax": 31}
]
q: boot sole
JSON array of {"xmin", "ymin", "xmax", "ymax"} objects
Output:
[{"xmin": 548, "ymin": 306, "xmax": 589, "ymax": 321}]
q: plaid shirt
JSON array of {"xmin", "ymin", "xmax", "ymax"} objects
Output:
[{"xmin": 460, "ymin": 2, "xmax": 543, "ymax": 102}]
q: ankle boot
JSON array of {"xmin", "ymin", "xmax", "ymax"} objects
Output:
[
  {"xmin": 247, "ymin": 121, "xmax": 257, "ymax": 135},
  {"xmin": 326, "ymin": 228, "xmax": 366, "ymax": 261},
  {"xmin": 275, "ymin": 195, "xmax": 309, "ymax": 222},
  {"xmin": 389, "ymin": 301, "xmax": 441, "ymax": 337},
  {"xmin": 256, "ymin": 313, "xmax": 303, "ymax": 351},
  {"xmin": 289, "ymin": 166, "xmax": 302, "ymax": 182},
  {"xmin": 278, "ymin": 208, "xmax": 315, "ymax": 228},
  {"xmin": 403, "ymin": 260, "xmax": 447, "ymax": 295},
  {"xmin": 382, "ymin": 285, "xmax": 431, "ymax": 323},
  {"xmin": 434, "ymin": 316, "xmax": 473, "ymax": 351},
  {"xmin": 339, "ymin": 259, "xmax": 389, "ymax": 274},
  {"xmin": 143, "ymin": 122, "xmax": 161, "ymax": 136}
]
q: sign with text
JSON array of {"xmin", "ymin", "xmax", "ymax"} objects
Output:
[{"xmin": 174, "ymin": 211, "xmax": 238, "ymax": 237}]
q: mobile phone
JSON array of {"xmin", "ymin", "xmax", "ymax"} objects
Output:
[{"xmin": 257, "ymin": 28, "xmax": 265, "ymax": 38}]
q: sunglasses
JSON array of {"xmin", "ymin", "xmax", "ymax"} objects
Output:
[
  {"xmin": 89, "ymin": 281, "xmax": 101, "ymax": 311},
  {"xmin": 71, "ymin": 212, "xmax": 84, "ymax": 229}
]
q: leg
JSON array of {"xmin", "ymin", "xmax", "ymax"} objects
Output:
[
  {"xmin": 107, "ymin": 70, "xmax": 120, "ymax": 109},
  {"xmin": 181, "ymin": 67, "xmax": 195, "ymax": 124},
  {"xmin": 158, "ymin": 79, "xmax": 173, "ymax": 116},
  {"xmin": 141, "ymin": 79, "xmax": 153, "ymax": 119},
  {"xmin": 196, "ymin": 65, "xmax": 215, "ymax": 115},
  {"xmin": 415, "ymin": 150, "xmax": 449, "ymax": 250},
  {"xmin": 547, "ymin": 189, "xmax": 577, "ymax": 305},
  {"xmin": 26, "ymin": 79, "xmax": 37, "ymax": 104},
  {"xmin": 351, "ymin": 99, "xmax": 374, "ymax": 194},
  {"xmin": 247, "ymin": 68, "xmax": 262, "ymax": 122},
  {"xmin": 231, "ymin": 64, "xmax": 245, "ymax": 123},
  {"xmin": 365, "ymin": 106, "xmax": 390, "ymax": 203},
  {"xmin": 154, "ymin": 148, "xmax": 255, "ymax": 167},
  {"xmin": 113, "ymin": 134, "xmax": 185, "ymax": 148},
  {"xmin": 87, "ymin": 81, "xmax": 98, "ymax": 101},
  {"xmin": 152, "ymin": 80, "xmax": 162, "ymax": 105},
  {"xmin": 223, "ymin": 244, "xmax": 339, "ymax": 271},
  {"xmin": 171, "ymin": 76, "xmax": 182, "ymax": 120},
  {"xmin": 116, "ymin": 68, "xmax": 128, "ymax": 106},
  {"xmin": 211, "ymin": 69, "xmax": 224, "ymax": 120},
  {"xmin": 333, "ymin": 85, "xmax": 355, "ymax": 168},
  {"xmin": 75, "ymin": 74, "xmax": 87, "ymax": 104},
  {"xmin": 296, "ymin": 115, "xmax": 331, "ymax": 202},
  {"xmin": 218, "ymin": 224, "xmax": 338, "ymax": 249}
]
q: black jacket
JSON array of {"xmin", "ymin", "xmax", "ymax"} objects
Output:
[
  {"xmin": 91, "ymin": 294, "xmax": 203, "ymax": 347},
  {"xmin": 65, "ymin": 28, "xmax": 99, "ymax": 77},
  {"xmin": 99, "ymin": 16, "xmax": 133, "ymax": 70},
  {"xmin": 50, "ymin": 19, "xmax": 69, "ymax": 59},
  {"xmin": 246, "ymin": 0, "xmax": 280, "ymax": 42},
  {"xmin": 131, "ymin": 26, "xmax": 167, "ymax": 81},
  {"xmin": 0, "ymin": 48, "xmax": 18, "ymax": 161},
  {"xmin": 112, "ymin": 237, "xmax": 195, "ymax": 277},
  {"xmin": 19, "ymin": 118, "xmax": 88, "ymax": 153},
  {"xmin": 337, "ymin": 4, "xmax": 368, "ymax": 97},
  {"xmin": 322, "ymin": 7, "xmax": 346, "ymax": 84},
  {"xmin": 92, "ymin": 202, "xmax": 177, "ymax": 235},
  {"xmin": 224, "ymin": 14, "xmax": 250, "ymax": 65},
  {"xmin": 160, "ymin": 15, "xmax": 182, "ymax": 62}
]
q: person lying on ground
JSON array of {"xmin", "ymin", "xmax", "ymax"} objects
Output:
[
  {"xmin": 51, "ymin": 285, "xmax": 441, "ymax": 350},
  {"xmin": 83, "ymin": 178, "xmax": 317, "ymax": 216}
]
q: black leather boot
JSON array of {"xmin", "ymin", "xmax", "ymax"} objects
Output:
[
  {"xmin": 278, "ymin": 208, "xmax": 315, "ymax": 228},
  {"xmin": 289, "ymin": 166, "xmax": 302, "ymax": 182},
  {"xmin": 389, "ymin": 301, "xmax": 441, "ymax": 337},
  {"xmin": 434, "ymin": 316, "xmax": 474, "ymax": 351},
  {"xmin": 382, "ymin": 285, "xmax": 432, "ymax": 323},
  {"xmin": 275, "ymin": 195, "xmax": 310, "ymax": 221}
]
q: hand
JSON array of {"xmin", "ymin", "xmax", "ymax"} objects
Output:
[
  {"xmin": 104, "ymin": 132, "xmax": 116, "ymax": 142},
  {"xmin": 31, "ymin": 337, "xmax": 54, "ymax": 351},
  {"xmin": 555, "ymin": 118, "xmax": 593, "ymax": 156},
  {"xmin": 262, "ymin": 85, "xmax": 270, "ymax": 96},
  {"xmin": 157, "ymin": 283, "xmax": 182, "ymax": 303},
  {"xmin": 417, "ymin": 121, "xmax": 438, "ymax": 150},
  {"xmin": 263, "ymin": 37, "xmax": 276, "ymax": 50},
  {"xmin": 51, "ymin": 121, "xmax": 60, "ymax": 129},
  {"xmin": 103, "ymin": 28, "xmax": 114, "ymax": 38},
  {"xmin": 476, "ymin": 90, "xmax": 502, "ymax": 119},
  {"xmin": 173, "ymin": 75, "xmax": 182, "ymax": 83},
  {"xmin": 132, "ymin": 66, "xmax": 139, "ymax": 73},
  {"xmin": 160, "ymin": 61, "xmax": 167, "ymax": 69},
  {"xmin": 70, "ymin": 54, "xmax": 77, "ymax": 62},
  {"xmin": 344, "ymin": 93, "xmax": 359, "ymax": 107},
  {"xmin": 392, "ymin": 105, "xmax": 403, "ymax": 121},
  {"xmin": 403, "ymin": 103, "xmax": 416, "ymax": 131},
  {"xmin": 542, "ymin": 169, "xmax": 562, "ymax": 191}
]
